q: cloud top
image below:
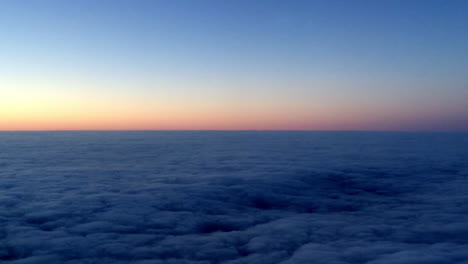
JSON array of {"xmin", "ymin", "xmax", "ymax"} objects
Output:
[{"xmin": 1, "ymin": 131, "xmax": 468, "ymax": 263}]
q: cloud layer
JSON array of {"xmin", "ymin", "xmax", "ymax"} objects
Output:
[{"xmin": 1, "ymin": 131, "xmax": 468, "ymax": 263}]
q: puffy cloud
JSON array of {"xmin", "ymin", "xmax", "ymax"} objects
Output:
[{"xmin": 1, "ymin": 131, "xmax": 468, "ymax": 263}]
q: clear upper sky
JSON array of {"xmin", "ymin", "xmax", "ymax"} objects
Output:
[{"xmin": 1, "ymin": 0, "xmax": 467, "ymax": 131}]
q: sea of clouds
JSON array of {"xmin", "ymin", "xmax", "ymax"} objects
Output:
[{"xmin": 1, "ymin": 131, "xmax": 468, "ymax": 264}]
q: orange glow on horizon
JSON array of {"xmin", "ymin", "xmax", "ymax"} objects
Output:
[
  {"xmin": 0, "ymin": 105, "xmax": 444, "ymax": 131},
  {"xmin": 2, "ymin": 85, "xmax": 466, "ymax": 131}
]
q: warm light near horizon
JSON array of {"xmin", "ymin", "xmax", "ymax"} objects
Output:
[
  {"xmin": 2, "ymin": 76, "xmax": 467, "ymax": 131},
  {"xmin": 1, "ymin": 1, "xmax": 467, "ymax": 131},
  {"xmin": 2, "ymin": 89, "xmax": 465, "ymax": 131}
]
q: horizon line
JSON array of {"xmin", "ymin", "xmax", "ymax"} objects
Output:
[{"xmin": 0, "ymin": 129, "xmax": 467, "ymax": 133}]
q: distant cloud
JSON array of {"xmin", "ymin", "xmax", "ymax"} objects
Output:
[{"xmin": 1, "ymin": 131, "xmax": 468, "ymax": 263}]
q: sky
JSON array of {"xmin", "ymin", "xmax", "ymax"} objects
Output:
[{"xmin": 1, "ymin": 0, "xmax": 467, "ymax": 131}]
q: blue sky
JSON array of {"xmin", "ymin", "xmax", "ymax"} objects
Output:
[{"xmin": 1, "ymin": 0, "xmax": 467, "ymax": 130}]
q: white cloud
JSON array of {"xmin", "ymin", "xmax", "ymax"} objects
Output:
[{"xmin": 1, "ymin": 131, "xmax": 467, "ymax": 263}]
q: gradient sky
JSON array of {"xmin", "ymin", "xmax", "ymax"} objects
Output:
[{"xmin": 1, "ymin": 0, "xmax": 467, "ymax": 131}]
